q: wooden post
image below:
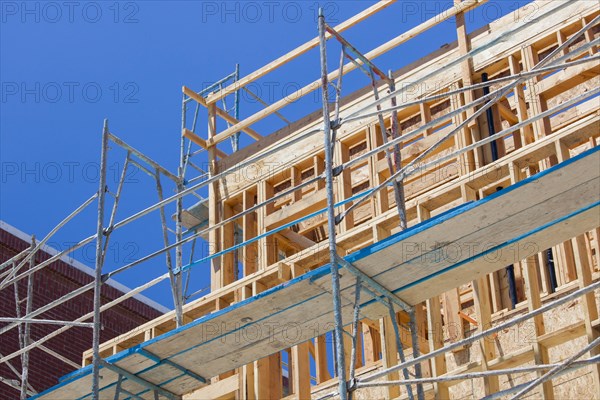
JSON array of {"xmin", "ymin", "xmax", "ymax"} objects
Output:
[
  {"xmin": 241, "ymin": 286, "xmax": 255, "ymax": 400},
  {"xmin": 243, "ymin": 190, "xmax": 258, "ymax": 277},
  {"xmin": 419, "ymin": 102, "xmax": 433, "ymax": 136},
  {"xmin": 369, "ymin": 125, "xmax": 390, "ymax": 214},
  {"xmin": 472, "ymin": 276, "xmax": 500, "ymax": 395},
  {"xmin": 314, "ymin": 335, "xmax": 331, "ymax": 384},
  {"xmin": 252, "ymin": 281, "xmax": 282, "ymax": 399},
  {"xmin": 335, "ymin": 142, "xmax": 354, "ymax": 233},
  {"xmin": 462, "ymin": 182, "xmax": 499, "ymax": 394},
  {"xmin": 222, "ymin": 202, "xmax": 236, "ymax": 286},
  {"xmin": 572, "ymin": 234, "xmax": 600, "ymax": 394},
  {"xmin": 380, "ymin": 316, "xmax": 400, "ymax": 399},
  {"xmin": 522, "ymin": 255, "xmax": 555, "ymax": 399},
  {"xmin": 454, "ymin": 0, "xmax": 482, "ymax": 173},
  {"xmin": 426, "ymin": 295, "xmax": 449, "ymax": 399},
  {"xmin": 257, "ymin": 181, "xmax": 276, "ymax": 270},
  {"xmin": 208, "ymin": 103, "xmax": 222, "ymax": 292},
  {"xmin": 291, "ymin": 341, "xmax": 311, "ymax": 399},
  {"xmin": 522, "ymin": 45, "xmax": 552, "ymax": 141}
]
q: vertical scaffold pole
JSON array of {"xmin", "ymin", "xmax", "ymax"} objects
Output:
[
  {"xmin": 409, "ymin": 310, "xmax": 424, "ymax": 400},
  {"xmin": 387, "ymin": 70, "xmax": 408, "ymax": 230},
  {"xmin": 232, "ymin": 63, "xmax": 241, "ymax": 153},
  {"xmin": 368, "ymin": 70, "xmax": 405, "ymax": 229},
  {"xmin": 318, "ymin": 8, "xmax": 348, "ymax": 400},
  {"xmin": 174, "ymin": 95, "xmax": 186, "ymax": 327},
  {"xmin": 19, "ymin": 236, "xmax": 35, "ymax": 400},
  {"xmin": 92, "ymin": 119, "xmax": 109, "ymax": 400}
]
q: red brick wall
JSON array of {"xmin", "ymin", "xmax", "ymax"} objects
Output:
[{"xmin": 0, "ymin": 228, "xmax": 164, "ymax": 398}]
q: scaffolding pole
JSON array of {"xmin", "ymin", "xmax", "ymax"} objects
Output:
[
  {"xmin": 0, "ymin": 193, "xmax": 98, "ymax": 288},
  {"xmin": 155, "ymin": 168, "xmax": 182, "ymax": 326},
  {"xmin": 386, "ymin": 70, "xmax": 407, "ymax": 230},
  {"xmin": 319, "ymin": 8, "xmax": 348, "ymax": 400},
  {"xmin": 355, "ymin": 356, "xmax": 600, "ymax": 387},
  {"xmin": 0, "ymin": 318, "xmax": 94, "ymax": 328},
  {"xmin": 92, "ymin": 119, "xmax": 109, "ymax": 400},
  {"xmin": 19, "ymin": 237, "xmax": 34, "ymax": 400}
]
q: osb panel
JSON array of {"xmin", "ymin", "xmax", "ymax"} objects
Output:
[{"xmin": 334, "ymin": 290, "xmax": 600, "ymax": 400}]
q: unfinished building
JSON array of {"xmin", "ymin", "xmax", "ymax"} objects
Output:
[{"xmin": 1, "ymin": 0, "xmax": 599, "ymax": 399}]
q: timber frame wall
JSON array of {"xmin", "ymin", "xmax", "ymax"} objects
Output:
[{"xmin": 85, "ymin": 1, "xmax": 600, "ymax": 399}]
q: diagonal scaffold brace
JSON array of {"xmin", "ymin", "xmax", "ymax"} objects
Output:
[
  {"xmin": 324, "ymin": 21, "xmax": 408, "ymax": 231},
  {"xmin": 337, "ymin": 256, "xmax": 423, "ymax": 400}
]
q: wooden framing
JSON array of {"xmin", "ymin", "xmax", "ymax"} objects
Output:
[{"xmin": 82, "ymin": 1, "xmax": 600, "ymax": 399}]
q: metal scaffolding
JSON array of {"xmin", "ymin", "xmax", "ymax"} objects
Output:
[{"xmin": 1, "ymin": 1, "xmax": 599, "ymax": 399}]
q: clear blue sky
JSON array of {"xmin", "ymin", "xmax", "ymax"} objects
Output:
[{"xmin": 0, "ymin": 1, "xmax": 531, "ymax": 308}]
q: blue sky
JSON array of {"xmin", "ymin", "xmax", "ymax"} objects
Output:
[{"xmin": 0, "ymin": 1, "xmax": 532, "ymax": 308}]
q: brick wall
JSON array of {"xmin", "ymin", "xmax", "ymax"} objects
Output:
[{"xmin": 0, "ymin": 228, "xmax": 165, "ymax": 398}]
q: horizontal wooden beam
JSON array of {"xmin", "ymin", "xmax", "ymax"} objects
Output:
[
  {"xmin": 497, "ymin": 102, "xmax": 519, "ymax": 125},
  {"xmin": 183, "ymin": 86, "xmax": 263, "ymax": 143},
  {"xmin": 184, "ymin": 374, "xmax": 238, "ymax": 400},
  {"xmin": 265, "ymin": 190, "xmax": 328, "ymax": 230},
  {"xmin": 182, "ymin": 128, "xmax": 227, "ymax": 159}
]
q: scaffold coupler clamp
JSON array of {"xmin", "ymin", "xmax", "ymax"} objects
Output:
[
  {"xmin": 330, "ymin": 118, "xmax": 342, "ymax": 131},
  {"xmin": 348, "ymin": 378, "xmax": 358, "ymax": 393}
]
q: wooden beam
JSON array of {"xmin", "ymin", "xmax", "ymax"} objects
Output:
[
  {"xmin": 182, "ymin": 128, "xmax": 227, "ymax": 159},
  {"xmin": 573, "ymin": 233, "xmax": 600, "ymax": 394},
  {"xmin": 186, "ymin": 369, "xmax": 238, "ymax": 399},
  {"xmin": 265, "ymin": 190, "xmax": 327, "ymax": 230},
  {"xmin": 522, "ymin": 255, "xmax": 554, "ymax": 398},
  {"xmin": 291, "ymin": 341, "xmax": 311, "ymax": 399},
  {"xmin": 278, "ymin": 229, "xmax": 316, "ymax": 250},
  {"xmin": 314, "ymin": 335, "xmax": 331, "ymax": 384},
  {"xmin": 243, "ymin": 190, "xmax": 258, "ymax": 276},
  {"xmin": 426, "ymin": 296, "xmax": 450, "ymax": 399},
  {"xmin": 183, "ymin": 86, "xmax": 263, "ymax": 142},
  {"xmin": 208, "ymin": 104, "xmax": 223, "ymax": 292},
  {"xmin": 497, "ymin": 101, "xmax": 519, "ymax": 125},
  {"xmin": 380, "ymin": 316, "xmax": 400, "ymax": 399}
]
